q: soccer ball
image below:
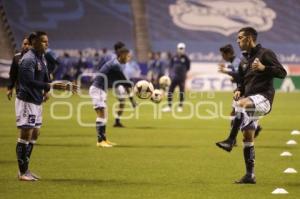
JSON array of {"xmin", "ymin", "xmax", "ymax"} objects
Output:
[
  {"xmin": 150, "ymin": 89, "xmax": 163, "ymax": 103},
  {"xmin": 159, "ymin": 76, "xmax": 171, "ymax": 89},
  {"xmin": 134, "ymin": 80, "xmax": 154, "ymax": 99}
]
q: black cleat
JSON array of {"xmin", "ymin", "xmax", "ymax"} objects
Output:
[
  {"xmin": 216, "ymin": 139, "xmax": 234, "ymax": 152},
  {"xmin": 233, "ymin": 139, "xmax": 238, "ymax": 147},
  {"xmin": 113, "ymin": 122, "xmax": 125, "ymax": 128},
  {"xmin": 235, "ymin": 174, "xmax": 256, "ymax": 184},
  {"xmin": 254, "ymin": 125, "xmax": 262, "ymax": 138}
]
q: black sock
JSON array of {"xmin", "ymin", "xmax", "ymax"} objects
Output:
[
  {"xmin": 179, "ymin": 92, "xmax": 184, "ymax": 106},
  {"xmin": 167, "ymin": 92, "xmax": 173, "ymax": 107},
  {"xmin": 26, "ymin": 142, "xmax": 34, "ymax": 162},
  {"xmin": 243, "ymin": 144, "xmax": 255, "ymax": 176},
  {"xmin": 227, "ymin": 112, "xmax": 243, "ymax": 142},
  {"xmin": 96, "ymin": 122, "xmax": 106, "ymax": 142},
  {"xmin": 16, "ymin": 140, "xmax": 29, "ymax": 174},
  {"xmin": 115, "ymin": 118, "xmax": 120, "ymax": 124}
]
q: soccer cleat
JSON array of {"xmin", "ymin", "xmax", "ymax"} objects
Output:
[
  {"xmin": 234, "ymin": 174, "xmax": 256, "ymax": 184},
  {"xmin": 254, "ymin": 125, "xmax": 262, "ymax": 138},
  {"xmin": 177, "ymin": 106, "xmax": 183, "ymax": 112},
  {"xmin": 18, "ymin": 172, "xmax": 38, "ymax": 181},
  {"xmin": 106, "ymin": 140, "xmax": 117, "ymax": 146},
  {"xmin": 27, "ymin": 171, "xmax": 41, "ymax": 180},
  {"xmin": 96, "ymin": 141, "xmax": 112, "ymax": 148},
  {"xmin": 19, "ymin": 170, "xmax": 41, "ymax": 180},
  {"xmin": 162, "ymin": 106, "xmax": 171, "ymax": 112},
  {"xmin": 233, "ymin": 139, "xmax": 238, "ymax": 147},
  {"xmin": 216, "ymin": 139, "xmax": 234, "ymax": 152},
  {"xmin": 113, "ymin": 122, "xmax": 125, "ymax": 128}
]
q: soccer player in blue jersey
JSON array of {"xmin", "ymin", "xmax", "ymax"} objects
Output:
[
  {"xmin": 216, "ymin": 27, "xmax": 286, "ymax": 184},
  {"xmin": 89, "ymin": 47, "xmax": 133, "ymax": 147},
  {"xmin": 15, "ymin": 31, "xmax": 77, "ymax": 181},
  {"xmin": 98, "ymin": 42, "xmax": 136, "ymax": 127},
  {"xmin": 147, "ymin": 52, "xmax": 165, "ymax": 88},
  {"xmin": 218, "ymin": 44, "xmax": 240, "ymax": 82}
]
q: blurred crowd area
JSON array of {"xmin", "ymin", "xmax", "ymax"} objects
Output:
[{"xmin": 50, "ymin": 49, "xmax": 173, "ymax": 87}]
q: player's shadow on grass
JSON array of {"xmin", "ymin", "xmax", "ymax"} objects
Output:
[
  {"xmin": 256, "ymin": 145, "xmax": 289, "ymax": 149},
  {"xmin": 45, "ymin": 178, "xmax": 154, "ymax": 186},
  {"xmin": 128, "ymin": 126, "xmax": 159, "ymax": 129},
  {"xmin": 263, "ymin": 127, "xmax": 296, "ymax": 132},
  {"xmin": 1, "ymin": 134, "xmax": 16, "ymax": 137},
  {"xmin": 285, "ymin": 182, "xmax": 300, "ymax": 187},
  {"xmin": 36, "ymin": 143, "xmax": 90, "ymax": 148},
  {"xmin": 117, "ymin": 145, "xmax": 190, "ymax": 149},
  {"xmin": 42, "ymin": 134, "xmax": 92, "ymax": 138},
  {"xmin": 129, "ymin": 126, "xmax": 223, "ymax": 130},
  {"xmin": 0, "ymin": 160, "xmax": 15, "ymax": 165}
]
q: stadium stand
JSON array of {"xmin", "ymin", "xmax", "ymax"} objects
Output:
[
  {"xmin": 1, "ymin": 0, "xmax": 134, "ymax": 50},
  {"xmin": 0, "ymin": 1, "xmax": 15, "ymax": 58},
  {"xmin": 145, "ymin": 0, "xmax": 300, "ymax": 61}
]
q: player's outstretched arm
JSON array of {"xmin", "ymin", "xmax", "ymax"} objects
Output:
[{"xmin": 50, "ymin": 81, "xmax": 79, "ymax": 93}]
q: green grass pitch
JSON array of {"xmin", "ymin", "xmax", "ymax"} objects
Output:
[{"xmin": 0, "ymin": 89, "xmax": 299, "ymax": 199}]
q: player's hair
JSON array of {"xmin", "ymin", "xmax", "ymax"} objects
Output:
[
  {"xmin": 238, "ymin": 27, "xmax": 257, "ymax": 42},
  {"xmin": 219, "ymin": 44, "xmax": 234, "ymax": 54},
  {"xmin": 22, "ymin": 35, "xmax": 29, "ymax": 41},
  {"xmin": 28, "ymin": 31, "xmax": 47, "ymax": 44},
  {"xmin": 116, "ymin": 47, "xmax": 129, "ymax": 57},
  {"xmin": 114, "ymin": 41, "xmax": 125, "ymax": 52}
]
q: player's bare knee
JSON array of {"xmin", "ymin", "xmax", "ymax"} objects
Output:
[
  {"xmin": 19, "ymin": 128, "xmax": 33, "ymax": 141},
  {"xmin": 95, "ymin": 107, "xmax": 105, "ymax": 118},
  {"xmin": 119, "ymin": 100, "xmax": 125, "ymax": 108},
  {"xmin": 31, "ymin": 128, "xmax": 40, "ymax": 140},
  {"xmin": 237, "ymin": 98, "xmax": 253, "ymax": 109},
  {"xmin": 243, "ymin": 130, "xmax": 255, "ymax": 142}
]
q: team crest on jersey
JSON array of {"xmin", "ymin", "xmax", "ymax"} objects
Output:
[{"xmin": 169, "ymin": 0, "xmax": 276, "ymax": 36}]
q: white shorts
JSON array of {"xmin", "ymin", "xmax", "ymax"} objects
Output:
[
  {"xmin": 249, "ymin": 94, "xmax": 271, "ymax": 116},
  {"xmin": 89, "ymin": 85, "xmax": 107, "ymax": 109},
  {"xmin": 114, "ymin": 85, "xmax": 127, "ymax": 100},
  {"xmin": 234, "ymin": 94, "xmax": 270, "ymax": 130},
  {"xmin": 15, "ymin": 98, "xmax": 42, "ymax": 128}
]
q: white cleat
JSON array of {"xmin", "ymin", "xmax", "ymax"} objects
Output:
[
  {"xmin": 18, "ymin": 172, "xmax": 38, "ymax": 181},
  {"xmin": 177, "ymin": 106, "xmax": 183, "ymax": 112},
  {"xmin": 27, "ymin": 171, "xmax": 41, "ymax": 180},
  {"xmin": 162, "ymin": 106, "xmax": 171, "ymax": 112},
  {"xmin": 18, "ymin": 170, "xmax": 41, "ymax": 180},
  {"xmin": 97, "ymin": 141, "xmax": 113, "ymax": 148}
]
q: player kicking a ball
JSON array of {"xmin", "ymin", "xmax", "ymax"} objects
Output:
[
  {"xmin": 98, "ymin": 42, "xmax": 136, "ymax": 127},
  {"xmin": 89, "ymin": 47, "xmax": 133, "ymax": 147},
  {"xmin": 216, "ymin": 27, "xmax": 287, "ymax": 184},
  {"xmin": 15, "ymin": 31, "xmax": 77, "ymax": 181}
]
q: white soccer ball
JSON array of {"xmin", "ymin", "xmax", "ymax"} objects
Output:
[
  {"xmin": 150, "ymin": 89, "xmax": 163, "ymax": 103},
  {"xmin": 159, "ymin": 76, "xmax": 171, "ymax": 88},
  {"xmin": 134, "ymin": 80, "xmax": 154, "ymax": 99}
]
